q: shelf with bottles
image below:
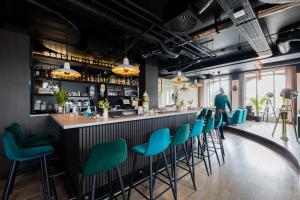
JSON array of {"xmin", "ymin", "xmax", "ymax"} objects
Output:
[{"xmin": 33, "ymin": 52, "xmax": 116, "ymax": 71}]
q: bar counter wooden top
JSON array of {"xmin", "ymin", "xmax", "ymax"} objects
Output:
[{"xmin": 50, "ymin": 110, "xmax": 198, "ymax": 129}]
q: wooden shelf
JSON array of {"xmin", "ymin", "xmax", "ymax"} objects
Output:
[{"xmin": 32, "ymin": 77, "xmax": 138, "ymax": 88}]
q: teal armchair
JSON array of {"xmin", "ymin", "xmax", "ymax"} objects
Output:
[{"xmin": 227, "ymin": 109, "xmax": 243, "ymax": 125}]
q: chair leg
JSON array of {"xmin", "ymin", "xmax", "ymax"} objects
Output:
[
  {"xmin": 209, "ymin": 132, "xmax": 221, "ymax": 166},
  {"xmin": 9, "ymin": 162, "xmax": 18, "ymax": 195},
  {"xmin": 162, "ymin": 152, "xmax": 176, "ymax": 200},
  {"xmin": 152, "ymin": 154, "xmax": 161, "ymax": 189},
  {"xmin": 91, "ymin": 175, "xmax": 96, "ymax": 200},
  {"xmin": 42, "ymin": 156, "xmax": 51, "ymax": 200},
  {"xmin": 127, "ymin": 154, "xmax": 137, "ymax": 200},
  {"xmin": 198, "ymin": 136, "xmax": 209, "ymax": 176},
  {"xmin": 204, "ymin": 134, "xmax": 212, "ymax": 174},
  {"xmin": 173, "ymin": 146, "xmax": 177, "ymax": 200},
  {"xmin": 40, "ymin": 157, "xmax": 46, "ymax": 199},
  {"xmin": 1, "ymin": 161, "xmax": 17, "ymax": 200},
  {"xmin": 217, "ymin": 129, "xmax": 225, "ymax": 162},
  {"xmin": 107, "ymin": 171, "xmax": 114, "ymax": 200},
  {"xmin": 182, "ymin": 143, "xmax": 196, "ymax": 190},
  {"xmin": 77, "ymin": 175, "xmax": 84, "ymax": 200},
  {"xmin": 149, "ymin": 156, "xmax": 153, "ymax": 200},
  {"xmin": 116, "ymin": 166, "xmax": 126, "ymax": 200}
]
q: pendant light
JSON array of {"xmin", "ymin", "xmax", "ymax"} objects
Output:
[
  {"xmin": 171, "ymin": 71, "xmax": 189, "ymax": 84},
  {"xmin": 51, "ymin": 26, "xmax": 81, "ymax": 79},
  {"xmin": 179, "ymin": 84, "xmax": 189, "ymax": 92},
  {"xmin": 189, "ymin": 71, "xmax": 203, "ymax": 88},
  {"xmin": 112, "ymin": 33, "xmax": 140, "ymax": 76}
]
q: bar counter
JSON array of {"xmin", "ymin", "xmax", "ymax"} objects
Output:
[{"xmin": 51, "ymin": 111, "xmax": 197, "ymax": 197}]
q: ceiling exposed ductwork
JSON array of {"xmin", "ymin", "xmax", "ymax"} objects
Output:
[
  {"xmin": 216, "ymin": 0, "xmax": 272, "ymax": 57},
  {"xmin": 277, "ymin": 23, "xmax": 300, "ymax": 54},
  {"xmin": 159, "ymin": 42, "xmax": 181, "ymax": 59},
  {"xmin": 259, "ymin": 0, "xmax": 300, "ymax": 4},
  {"xmin": 163, "ymin": 0, "xmax": 214, "ymax": 35}
]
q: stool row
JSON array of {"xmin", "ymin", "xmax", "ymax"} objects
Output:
[{"xmin": 1, "ymin": 115, "xmax": 225, "ymax": 200}]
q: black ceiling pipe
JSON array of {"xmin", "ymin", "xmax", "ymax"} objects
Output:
[
  {"xmin": 25, "ymin": 0, "xmax": 80, "ymax": 34},
  {"xmin": 61, "ymin": 0, "xmax": 160, "ymax": 44},
  {"xmin": 110, "ymin": 0, "xmax": 212, "ymax": 57}
]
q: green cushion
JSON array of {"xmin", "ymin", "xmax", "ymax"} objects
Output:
[
  {"xmin": 81, "ymin": 138, "xmax": 127, "ymax": 176},
  {"xmin": 2, "ymin": 132, "xmax": 54, "ymax": 162},
  {"xmin": 132, "ymin": 143, "xmax": 147, "ymax": 155},
  {"xmin": 5, "ymin": 123, "xmax": 55, "ymax": 147},
  {"xmin": 171, "ymin": 124, "xmax": 190, "ymax": 146}
]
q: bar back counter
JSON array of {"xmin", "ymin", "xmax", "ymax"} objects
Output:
[{"xmin": 51, "ymin": 111, "xmax": 197, "ymax": 197}]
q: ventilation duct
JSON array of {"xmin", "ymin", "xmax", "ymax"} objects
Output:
[
  {"xmin": 163, "ymin": 0, "xmax": 213, "ymax": 35},
  {"xmin": 216, "ymin": 0, "xmax": 272, "ymax": 57},
  {"xmin": 277, "ymin": 24, "xmax": 300, "ymax": 54},
  {"xmin": 259, "ymin": 0, "xmax": 300, "ymax": 4},
  {"xmin": 159, "ymin": 42, "xmax": 181, "ymax": 59}
]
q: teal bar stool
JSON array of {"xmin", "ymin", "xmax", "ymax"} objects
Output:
[
  {"xmin": 213, "ymin": 112, "xmax": 225, "ymax": 162},
  {"xmin": 127, "ymin": 128, "xmax": 175, "ymax": 200},
  {"xmin": 188, "ymin": 119, "xmax": 209, "ymax": 176},
  {"xmin": 242, "ymin": 108, "xmax": 248, "ymax": 123},
  {"xmin": 169, "ymin": 124, "xmax": 196, "ymax": 199},
  {"xmin": 227, "ymin": 109, "xmax": 243, "ymax": 125},
  {"xmin": 77, "ymin": 138, "xmax": 127, "ymax": 200},
  {"xmin": 5, "ymin": 123, "xmax": 55, "ymax": 147},
  {"xmin": 202, "ymin": 117, "xmax": 220, "ymax": 174},
  {"xmin": 197, "ymin": 109, "xmax": 207, "ymax": 119},
  {"xmin": 1, "ymin": 132, "xmax": 54, "ymax": 200}
]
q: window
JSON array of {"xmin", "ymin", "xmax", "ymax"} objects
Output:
[
  {"xmin": 244, "ymin": 68, "xmax": 286, "ymax": 113},
  {"xmin": 204, "ymin": 76, "xmax": 230, "ymax": 107}
]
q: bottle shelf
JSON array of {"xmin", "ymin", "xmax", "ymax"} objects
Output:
[{"xmin": 32, "ymin": 77, "xmax": 138, "ymax": 88}]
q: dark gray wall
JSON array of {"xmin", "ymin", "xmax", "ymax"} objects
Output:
[
  {"xmin": 0, "ymin": 29, "xmax": 31, "ymax": 176},
  {"xmin": 0, "ymin": 30, "xmax": 60, "ymax": 178},
  {"xmin": 139, "ymin": 57, "xmax": 159, "ymax": 109}
]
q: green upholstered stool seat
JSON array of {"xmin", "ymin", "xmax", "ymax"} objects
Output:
[
  {"xmin": 131, "ymin": 143, "xmax": 147, "ymax": 155},
  {"xmin": 171, "ymin": 124, "xmax": 190, "ymax": 146},
  {"xmin": 5, "ymin": 123, "xmax": 55, "ymax": 148},
  {"xmin": 80, "ymin": 138, "xmax": 127, "ymax": 176},
  {"xmin": 78, "ymin": 138, "xmax": 127, "ymax": 200},
  {"xmin": 127, "ymin": 128, "xmax": 175, "ymax": 200},
  {"xmin": 1, "ymin": 132, "xmax": 54, "ymax": 200}
]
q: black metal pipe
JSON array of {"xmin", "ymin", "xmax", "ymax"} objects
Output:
[
  {"xmin": 25, "ymin": 0, "xmax": 80, "ymax": 34},
  {"xmin": 113, "ymin": 0, "xmax": 212, "ymax": 57},
  {"xmin": 89, "ymin": 0, "xmax": 203, "ymax": 58},
  {"xmin": 61, "ymin": 0, "xmax": 159, "ymax": 44}
]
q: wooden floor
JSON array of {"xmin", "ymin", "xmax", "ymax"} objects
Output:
[
  {"xmin": 227, "ymin": 121, "xmax": 300, "ymax": 169},
  {"xmin": 1, "ymin": 132, "xmax": 299, "ymax": 200}
]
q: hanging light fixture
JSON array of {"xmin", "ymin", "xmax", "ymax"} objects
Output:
[
  {"xmin": 190, "ymin": 79, "xmax": 201, "ymax": 88},
  {"xmin": 51, "ymin": 26, "xmax": 81, "ymax": 79},
  {"xmin": 180, "ymin": 84, "xmax": 189, "ymax": 92},
  {"xmin": 112, "ymin": 33, "xmax": 140, "ymax": 76},
  {"xmin": 171, "ymin": 71, "xmax": 189, "ymax": 84}
]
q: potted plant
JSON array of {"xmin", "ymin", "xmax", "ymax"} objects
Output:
[
  {"xmin": 188, "ymin": 99, "xmax": 194, "ymax": 110},
  {"xmin": 54, "ymin": 88, "xmax": 68, "ymax": 113},
  {"xmin": 250, "ymin": 97, "xmax": 267, "ymax": 122},
  {"xmin": 179, "ymin": 99, "xmax": 185, "ymax": 111},
  {"xmin": 99, "ymin": 99, "xmax": 109, "ymax": 118}
]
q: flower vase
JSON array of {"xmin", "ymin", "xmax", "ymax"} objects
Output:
[{"xmin": 103, "ymin": 111, "xmax": 109, "ymax": 118}]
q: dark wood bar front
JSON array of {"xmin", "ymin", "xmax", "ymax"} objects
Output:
[{"xmin": 51, "ymin": 111, "xmax": 197, "ymax": 196}]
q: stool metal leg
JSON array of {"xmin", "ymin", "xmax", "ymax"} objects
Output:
[
  {"xmin": 152, "ymin": 154, "xmax": 161, "ymax": 189},
  {"xmin": 9, "ymin": 162, "xmax": 18, "ymax": 195},
  {"xmin": 40, "ymin": 158, "xmax": 46, "ymax": 199},
  {"xmin": 182, "ymin": 143, "xmax": 196, "ymax": 190},
  {"xmin": 91, "ymin": 175, "xmax": 96, "ymax": 200},
  {"xmin": 173, "ymin": 146, "xmax": 177, "ymax": 200},
  {"xmin": 162, "ymin": 152, "xmax": 176, "ymax": 200},
  {"xmin": 204, "ymin": 133, "xmax": 212, "ymax": 174},
  {"xmin": 149, "ymin": 156, "xmax": 153, "ymax": 200},
  {"xmin": 77, "ymin": 175, "xmax": 84, "ymax": 200},
  {"xmin": 127, "ymin": 154, "xmax": 137, "ymax": 200},
  {"xmin": 107, "ymin": 171, "xmax": 114, "ymax": 200},
  {"xmin": 197, "ymin": 136, "xmax": 209, "ymax": 176},
  {"xmin": 209, "ymin": 132, "xmax": 221, "ymax": 166},
  {"xmin": 116, "ymin": 166, "xmax": 126, "ymax": 200},
  {"xmin": 2, "ymin": 161, "xmax": 17, "ymax": 200},
  {"xmin": 42, "ymin": 156, "xmax": 51, "ymax": 200}
]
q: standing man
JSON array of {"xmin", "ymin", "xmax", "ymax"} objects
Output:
[{"xmin": 214, "ymin": 88, "xmax": 232, "ymax": 139}]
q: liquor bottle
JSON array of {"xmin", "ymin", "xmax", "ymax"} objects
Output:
[{"xmin": 34, "ymin": 67, "xmax": 40, "ymax": 77}]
